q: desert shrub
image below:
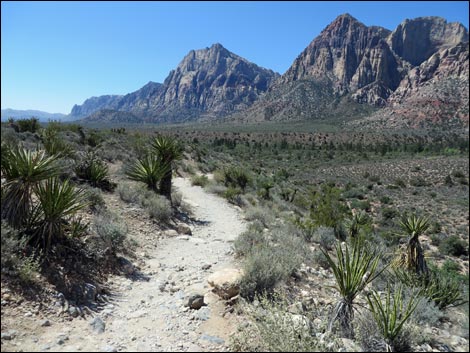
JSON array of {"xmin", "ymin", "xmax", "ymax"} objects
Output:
[
  {"xmin": 223, "ymin": 166, "xmax": 251, "ymax": 191},
  {"xmin": 312, "ymin": 226, "xmax": 336, "ymax": 250},
  {"xmin": 117, "ymin": 183, "xmax": 141, "ymax": 204},
  {"xmin": 380, "ymin": 196, "xmax": 392, "ymax": 204},
  {"xmin": 85, "ymin": 187, "xmax": 106, "ymax": 212},
  {"xmin": 233, "ymin": 226, "xmax": 268, "ymax": 258},
  {"xmin": 140, "ymin": 192, "xmax": 172, "ymax": 223},
  {"xmin": 1, "ymin": 222, "xmax": 23, "ymax": 272},
  {"xmin": 75, "ymin": 152, "xmax": 115, "ymax": 191},
  {"xmin": 410, "ymin": 292, "xmax": 443, "ymax": 326},
  {"xmin": 439, "ymin": 235, "xmax": 468, "ymax": 257},
  {"xmin": 444, "ymin": 174, "xmax": 454, "ymax": 186},
  {"xmin": 203, "ymin": 181, "xmax": 227, "ymax": 196},
  {"xmin": 307, "ymin": 183, "xmax": 349, "ymax": 232},
  {"xmin": 452, "ymin": 170, "xmax": 466, "ymax": 178},
  {"xmin": 224, "ymin": 187, "xmax": 243, "ymax": 206},
  {"xmin": 382, "ymin": 207, "xmax": 399, "ymax": 221},
  {"xmin": 410, "ymin": 176, "xmax": 427, "ymax": 187},
  {"xmin": 312, "ymin": 248, "xmax": 331, "ymax": 269},
  {"xmin": 240, "ymin": 230, "xmax": 307, "ymax": 300},
  {"xmin": 343, "ymin": 188, "xmax": 365, "ymax": 200},
  {"xmin": 394, "ymin": 178, "xmax": 406, "ymax": 188},
  {"xmin": 244, "ymin": 205, "xmax": 275, "ymax": 228},
  {"xmin": 17, "ymin": 118, "xmax": 40, "ymax": 133},
  {"xmin": 17, "ymin": 251, "xmax": 43, "ymax": 283},
  {"xmin": 230, "ymin": 293, "xmax": 328, "ymax": 352},
  {"xmin": 94, "ymin": 210, "xmax": 128, "ymax": 254},
  {"xmin": 368, "ymin": 175, "xmax": 381, "ymax": 183},
  {"xmin": 350, "ymin": 199, "xmax": 371, "ymax": 212},
  {"xmin": 190, "ymin": 174, "xmax": 209, "ymax": 187}
]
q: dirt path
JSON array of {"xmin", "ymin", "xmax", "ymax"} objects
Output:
[{"xmin": 1, "ymin": 177, "xmax": 247, "ymax": 352}]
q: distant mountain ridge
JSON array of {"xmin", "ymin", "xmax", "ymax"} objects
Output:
[
  {"xmin": 1, "ymin": 109, "xmax": 67, "ymax": 122},
  {"xmin": 71, "ymin": 14, "xmax": 469, "ymax": 128}
]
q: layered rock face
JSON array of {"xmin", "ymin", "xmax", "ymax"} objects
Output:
[
  {"xmin": 72, "ymin": 44, "xmax": 278, "ymax": 122},
  {"xmin": 242, "ymin": 14, "xmax": 468, "ymax": 125},
  {"xmin": 72, "ymin": 14, "xmax": 468, "ymax": 128},
  {"xmin": 280, "ymin": 13, "xmax": 401, "ymax": 105}
]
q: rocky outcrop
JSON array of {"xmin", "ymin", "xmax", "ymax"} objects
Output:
[
  {"xmin": 72, "ymin": 14, "xmax": 468, "ymax": 128},
  {"xmin": 236, "ymin": 14, "xmax": 468, "ymax": 126},
  {"xmin": 388, "ymin": 16, "xmax": 468, "ymax": 66},
  {"xmin": 280, "ymin": 14, "xmax": 401, "ymax": 96},
  {"xmin": 73, "ymin": 44, "xmax": 278, "ymax": 122},
  {"xmin": 70, "ymin": 95, "xmax": 122, "ymax": 118}
]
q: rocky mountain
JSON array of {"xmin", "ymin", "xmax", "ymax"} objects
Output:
[
  {"xmin": 72, "ymin": 14, "xmax": 468, "ymax": 128},
  {"xmin": 238, "ymin": 14, "xmax": 468, "ymax": 126},
  {"xmin": 70, "ymin": 95, "xmax": 123, "ymax": 118},
  {"xmin": 72, "ymin": 44, "xmax": 279, "ymax": 123}
]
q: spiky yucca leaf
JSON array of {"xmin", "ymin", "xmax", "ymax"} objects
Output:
[
  {"xmin": 399, "ymin": 215, "xmax": 429, "ymax": 238},
  {"xmin": 125, "ymin": 155, "xmax": 170, "ymax": 192},
  {"xmin": 150, "ymin": 136, "xmax": 183, "ymax": 164},
  {"xmin": 150, "ymin": 136, "xmax": 182, "ymax": 201},
  {"xmin": 321, "ymin": 237, "xmax": 386, "ymax": 338},
  {"xmin": 30, "ymin": 178, "xmax": 87, "ymax": 250},
  {"xmin": 397, "ymin": 214, "xmax": 430, "ymax": 275},
  {"xmin": 367, "ymin": 285, "xmax": 421, "ymax": 352},
  {"xmin": 1, "ymin": 147, "xmax": 61, "ymax": 229}
]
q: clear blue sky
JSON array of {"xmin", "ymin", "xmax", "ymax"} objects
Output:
[{"xmin": 2, "ymin": 1, "xmax": 469, "ymax": 114}]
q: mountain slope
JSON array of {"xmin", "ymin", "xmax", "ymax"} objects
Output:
[
  {"xmin": 232, "ymin": 14, "xmax": 468, "ymax": 127},
  {"xmin": 73, "ymin": 44, "xmax": 279, "ymax": 123}
]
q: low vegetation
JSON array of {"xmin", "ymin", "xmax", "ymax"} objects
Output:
[{"xmin": 1, "ymin": 118, "xmax": 468, "ymax": 352}]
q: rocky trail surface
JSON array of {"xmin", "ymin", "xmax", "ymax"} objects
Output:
[{"xmin": 1, "ymin": 177, "xmax": 247, "ymax": 352}]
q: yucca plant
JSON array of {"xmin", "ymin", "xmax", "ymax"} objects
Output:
[
  {"xmin": 393, "ymin": 268, "xmax": 466, "ymax": 310},
  {"xmin": 151, "ymin": 136, "xmax": 183, "ymax": 201},
  {"xmin": 29, "ymin": 177, "xmax": 87, "ymax": 250},
  {"xmin": 367, "ymin": 284, "xmax": 421, "ymax": 352},
  {"xmin": 396, "ymin": 214, "xmax": 430, "ymax": 275},
  {"xmin": 74, "ymin": 152, "xmax": 113, "ymax": 190},
  {"xmin": 344, "ymin": 211, "xmax": 370, "ymax": 238},
  {"xmin": 1, "ymin": 146, "xmax": 61, "ymax": 229},
  {"xmin": 125, "ymin": 155, "xmax": 170, "ymax": 192},
  {"xmin": 321, "ymin": 237, "xmax": 386, "ymax": 338}
]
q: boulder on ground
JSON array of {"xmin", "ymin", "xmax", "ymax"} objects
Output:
[{"xmin": 207, "ymin": 268, "xmax": 243, "ymax": 299}]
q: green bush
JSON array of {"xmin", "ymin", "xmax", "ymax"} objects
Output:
[
  {"xmin": 230, "ymin": 293, "xmax": 326, "ymax": 352},
  {"xmin": 240, "ymin": 230, "xmax": 306, "ymax": 301},
  {"xmin": 117, "ymin": 183, "xmax": 141, "ymax": 204},
  {"xmin": 223, "ymin": 166, "xmax": 251, "ymax": 191},
  {"xmin": 141, "ymin": 193, "xmax": 172, "ymax": 223},
  {"xmin": 439, "ymin": 235, "xmax": 468, "ymax": 257},
  {"xmin": 17, "ymin": 118, "xmax": 40, "ymax": 133},
  {"xmin": 367, "ymin": 285, "xmax": 420, "ymax": 352},
  {"xmin": 223, "ymin": 187, "xmax": 243, "ymax": 206},
  {"xmin": 190, "ymin": 174, "xmax": 209, "ymax": 187},
  {"xmin": 94, "ymin": 210, "xmax": 128, "ymax": 254},
  {"xmin": 233, "ymin": 225, "xmax": 268, "ymax": 257},
  {"xmin": 75, "ymin": 153, "xmax": 115, "ymax": 191}
]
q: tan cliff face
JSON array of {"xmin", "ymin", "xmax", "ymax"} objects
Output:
[{"xmin": 74, "ymin": 44, "xmax": 279, "ymax": 123}]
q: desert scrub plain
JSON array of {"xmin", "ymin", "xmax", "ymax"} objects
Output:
[{"xmin": 1, "ymin": 117, "xmax": 469, "ymax": 352}]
